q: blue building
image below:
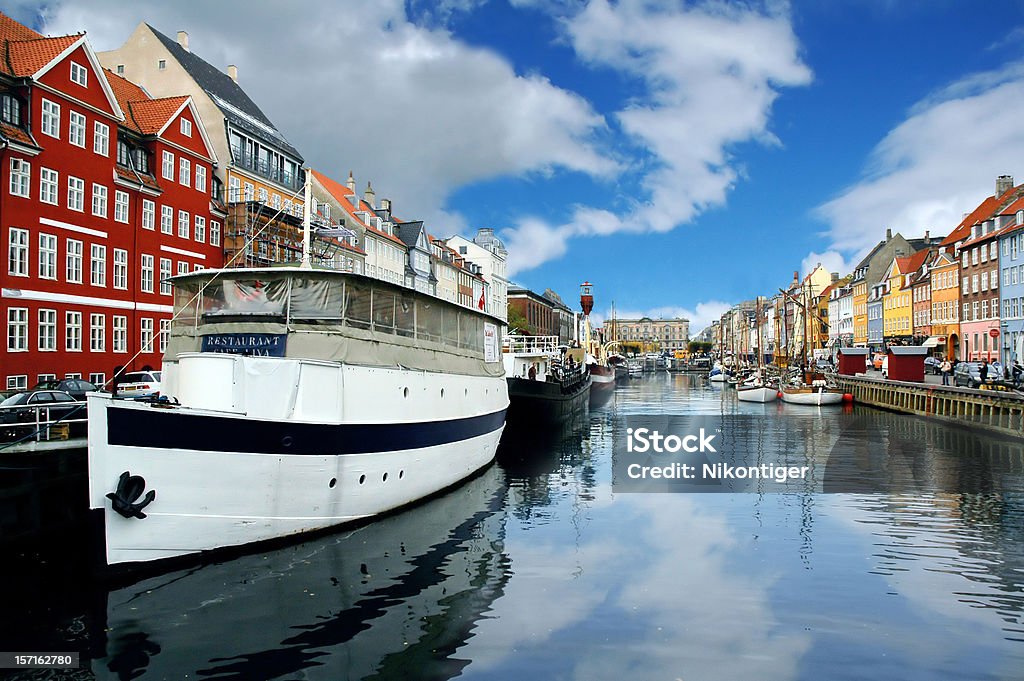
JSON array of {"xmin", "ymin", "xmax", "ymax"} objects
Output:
[
  {"xmin": 998, "ymin": 211, "xmax": 1024, "ymax": 368},
  {"xmin": 867, "ymin": 281, "xmax": 886, "ymax": 351}
]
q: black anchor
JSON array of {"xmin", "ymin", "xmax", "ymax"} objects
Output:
[{"xmin": 106, "ymin": 471, "xmax": 156, "ymax": 519}]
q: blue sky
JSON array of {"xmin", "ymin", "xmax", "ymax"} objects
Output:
[{"xmin": 11, "ymin": 0, "xmax": 1024, "ymax": 330}]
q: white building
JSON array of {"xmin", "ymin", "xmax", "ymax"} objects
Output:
[{"xmin": 447, "ymin": 229, "xmax": 509, "ymax": 322}]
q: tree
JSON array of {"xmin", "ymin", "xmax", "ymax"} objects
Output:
[
  {"xmin": 688, "ymin": 341, "xmax": 712, "ymax": 354},
  {"xmin": 507, "ymin": 307, "xmax": 535, "ymax": 335}
]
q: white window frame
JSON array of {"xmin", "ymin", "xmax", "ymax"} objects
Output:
[
  {"xmin": 8, "ymin": 227, "xmax": 28, "ymax": 276},
  {"xmin": 7, "ymin": 307, "xmax": 28, "ymax": 351},
  {"xmin": 178, "ymin": 210, "xmax": 190, "ymax": 239},
  {"xmin": 114, "ymin": 190, "xmax": 129, "ymax": 223},
  {"xmin": 37, "ymin": 308, "xmax": 56, "ymax": 352},
  {"xmin": 39, "ymin": 167, "xmax": 58, "ymax": 205},
  {"xmin": 38, "ymin": 233, "xmax": 57, "ymax": 280},
  {"xmin": 9, "ymin": 158, "xmax": 29, "ymax": 197},
  {"xmin": 210, "ymin": 220, "xmax": 221, "ymax": 246},
  {"xmin": 194, "ymin": 215, "xmax": 205, "ymax": 243},
  {"xmin": 181, "ymin": 118, "xmax": 192, "ymax": 137},
  {"xmin": 90, "ymin": 313, "xmax": 105, "ymax": 352},
  {"xmin": 40, "ymin": 99, "xmax": 60, "ymax": 138},
  {"xmin": 113, "ymin": 248, "xmax": 128, "ymax": 290},
  {"xmin": 90, "ymin": 243, "xmax": 106, "ymax": 287},
  {"xmin": 66, "ymin": 238, "xmax": 82, "ymax": 284},
  {"xmin": 162, "ymin": 151, "xmax": 174, "ymax": 180},
  {"xmin": 142, "ymin": 200, "xmax": 155, "ymax": 230},
  {"xmin": 179, "ymin": 157, "xmax": 190, "ymax": 186},
  {"xmin": 195, "ymin": 165, "xmax": 206, "ymax": 193},
  {"xmin": 112, "ymin": 315, "xmax": 127, "ymax": 353},
  {"xmin": 160, "ymin": 205, "xmax": 173, "ymax": 234},
  {"xmin": 159, "ymin": 319, "xmax": 170, "ymax": 353},
  {"xmin": 68, "ymin": 110, "xmax": 86, "ymax": 147},
  {"xmin": 67, "ymin": 176, "xmax": 84, "ymax": 212},
  {"xmin": 65, "ymin": 310, "xmax": 82, "ymax": 352},
  {"xmin": 159, "ymin": 257, "xmax": 172, "ymax": 295},
  {"xmin": 91, "ymin": 183, "xmax": 108, "ymax": 218},
  {"xmin": 70, "ymin": 61, "xmax": 88, "ymax": 87},
  {"xmin": 140, "ymin": 317, "xmax": 154, "ymax": 353},
  {"xmin": 93, "ymin": 121, "xmax": 109, "ymax": 156},
  {"xmin": 141, "ymin": 254, "xmax": 154, "ymax": 293}
]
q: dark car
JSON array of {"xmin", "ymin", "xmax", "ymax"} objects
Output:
[
  {"xmin": 923, "ymin": 356, "xmax": 942, "ymax": 375},
  {"xmin": 953, "ymin": 362, "xmax": 1003, "ymax": 388},
  {"xmin": 0, "ymin": 389, "xmax": 84, "ymax": 441},
  {"xmin": 32, "ymin": 378, "xmax": 97, "ymax": 400}
]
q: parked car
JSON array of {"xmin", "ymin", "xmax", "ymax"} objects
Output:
[
  {"xmin": 953, "ymin": 362, "xmax": 1003, "ymax": 388},
  {"xmin": 923, "ymin": 356, "xmax": 942, "ymax": 375},
  {"xmin": 32, "ymin": 378, "xmax": 97, "ymax": 400},
  {"xmin": 0, "ymin": 389, "xmax": 84, "ymax": 440},
  {"xmin": 116, "ymin": 371, "xmax": 162, "ymax": 398}
]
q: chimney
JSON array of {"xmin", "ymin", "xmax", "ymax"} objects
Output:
[
  {"xmin": 831, "ymin": 272, "xmax": 839, "ymax": 283},
  {"xmin": 346, "ymin": 171, "xmax": 356, "ymax": 193},
  {"xmin": 227, "ymin": 64, "xmax": 238, "ymax": 82},
  {"xmin": 997, "ymin": 174, "xmax": 1014, "ymax": 196},
  {"xmin": 886, "ymin": 228, "xmax": 892, "ymax": 241},
  {"xmin": 177, "ymin": 31, "xmax": 189, "ymax": 52},
  {"xmin": 364, "ymin": 182, "xmax": 376, "ymax": 209},
  {"xmin": 924, "ymin": 230, "xmax": 929, "ymax": 241},
  {"xmin": 380, "ymin": 198, "xmax": 391, "ymax": 212}
]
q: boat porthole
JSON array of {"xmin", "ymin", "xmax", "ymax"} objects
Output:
[
  {"xmin": 359, "ymin": 474, "xmax": 366, "ymax": 485},
  {"xmin": 399, "ymin": 470, "xmax": 404, "ymax": 479},
  {"xmin": 403, "ymin": 387, "xmax": 409, "ymax": 398},
  {"xmin": 281, "ymin": 435, "xmax": 293, "ymax": 448},
  {"xmin": 383, "ymin": 472, "xmax": 389, "ymax": 482},
  {"xmin": 329, "ymin": 477, "xmax": 337, "ymax": 488}
]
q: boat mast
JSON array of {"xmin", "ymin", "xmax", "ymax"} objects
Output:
[{"xmin": 300, "ymin": 168, "xmax": 312, "ymax": 270}]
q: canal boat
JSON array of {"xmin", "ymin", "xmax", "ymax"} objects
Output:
[
  {"xmin": 503, "ymin": 335, "xmax": 590, "ymax": 428},
  {"xmin": 779, "ymin": 378, "xmax": 844, "ymax": 405},
  {"xmin": 737, "ymin": 298, "xmax": 778, "ymax": 402},
  {"xmin": 579, "ymin": 282, "xmax": 616, "ymax": 399},
  {"xmin": 86, "ymin": 179, "xmax": 508, "ymax": 571}
]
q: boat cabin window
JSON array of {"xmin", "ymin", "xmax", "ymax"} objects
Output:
[{"xmin": 172, "ymin": 274, "xmax": 496, "ymax": 356}]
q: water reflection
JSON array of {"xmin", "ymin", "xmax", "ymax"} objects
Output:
[{"xmin": 91, "ymin": 464, "xmax": 510, "ymax": 680}]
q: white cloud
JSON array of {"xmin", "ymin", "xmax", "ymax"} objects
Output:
[
  {"xmin": 503, "ymin": 0, "xmax": 811, "ymax": 272},
  {"xmin": 40, "ymin": 0, "xmax": 613, "ymax": 236},
  {"xmin": 801, "ymin": 250, "xmax": 850, "ymax": 279},
  {"xmin": 816, "ymin": 61, "xmax": 1024, "ymax": 258}
]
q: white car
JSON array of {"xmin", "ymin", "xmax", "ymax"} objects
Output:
[{"xmin": 117, "ymin": 371, "xmax": 162, "ymax": 398}]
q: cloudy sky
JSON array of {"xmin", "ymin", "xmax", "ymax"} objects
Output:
[{"xmin": 11, "ymin": 0, "xmax": 1024, "ymax": 331}]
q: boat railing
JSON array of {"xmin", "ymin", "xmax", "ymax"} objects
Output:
[
  {"xmin": 503, "ymin": 335, "xmax": 560, "ymax": 355},
  {"xmin": 0, "ymin": 401, "xmax": 89, "ymax": 445}
]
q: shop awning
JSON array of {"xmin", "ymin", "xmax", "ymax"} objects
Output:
[{"xmin": 922, "ymin": 336, "xmax": 946, "ymax": 348}]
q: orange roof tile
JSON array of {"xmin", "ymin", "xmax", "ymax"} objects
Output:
[
  {"xmin": 6, "ymin": 34, "xmax": 79, "ymax": 77},
  {"xmin": 130, "ymin": 96, "xmax": 188, "ymax": 135},
  {"xmin": 0, "ymin": 120, "xmax": 35, "ymax": 147},
  {"xmin": 114, "ymin": 165, "xmax": 162, "ymax": 193},
  {"xmin": 940, "ymin": 187, "xmax": 1017, "ymax": 247},
  {"xmin": 104, "ymin": 69, "xmax": 149, "ymax": 133},
  {"xmin": 0, "ymin": 12, "xmax": 42, "ymax": 44},
  {"xmin": 310, "ymin": 169, "xmax": 406, "ymax": 246}
]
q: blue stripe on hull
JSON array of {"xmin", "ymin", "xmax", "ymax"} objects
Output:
[{"xmin": 106, "ymin": 405, "xmax": 507, "ymax": 456}]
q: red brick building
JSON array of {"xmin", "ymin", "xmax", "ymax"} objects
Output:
[{"xmin": 0, "ymin": 13, "xmax": 221, "ymax": 391}]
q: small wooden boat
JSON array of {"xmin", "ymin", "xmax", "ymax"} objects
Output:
[{"xmin": 779, "ymin": 383, "xmax": 844, "ymax": 405}]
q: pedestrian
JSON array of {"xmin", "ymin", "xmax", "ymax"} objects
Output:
[
  {"xmin": 940, "ymin": 357, "xmax": 951, "ymax": 386},
  {"xmin": 1013, "ymin": 361, "xmax": 1023, "ymax": 389},
  {"xmin": 980, "ymin": 360, "xmax": 989, "ymax": 384}
]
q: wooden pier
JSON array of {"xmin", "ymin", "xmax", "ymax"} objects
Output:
[{"xmin": 836, "ymin": 375, "xmax": 1024, "ymax": 437}]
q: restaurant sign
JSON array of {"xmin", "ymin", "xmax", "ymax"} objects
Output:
[{"xmin": 201, "ymin": 333, "xmax": 287, "ymax": 357}]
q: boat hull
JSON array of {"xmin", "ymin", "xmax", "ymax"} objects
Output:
[
  {"xmin": 87, "ymin": 367, "xmax": 508, "ymax": 569},
  {"xmin": 780, "ymin": 387, "xmax": 844, "ymax": 405},
  {"xmin": 736, "ymin": 386, "xmax": 778, "ymax": 402},
  {"xmin": 589, "ymin": 364, "xmax": 616, "ymax": 392},
  {"xmin": 506, "ymin": 374, "xmax": 591, "ymax": 428}
]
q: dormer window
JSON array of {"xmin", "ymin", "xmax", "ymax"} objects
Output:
[
  {"xmin": 70, "ymin": 62, "xmax": 87, "ymax": 87},
  {"xmin": 117, "ymin": 140, "xmax": 130, "ymax": 167},
  {"xmin": 132, "ymin": 148, "xmax": 149, "ymax": 174},
  {"xmin": 1017, "ymin": 210, "xmax": 1023, "ymax": 226},
  {"xmin": 1, "ymin": 93, "xmax": 22, "ymax": 127}
]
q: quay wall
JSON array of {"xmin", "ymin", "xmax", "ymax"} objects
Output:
[{"xmin": 836, "ymin": 375, "xmax": 1024, "ymax": 438}]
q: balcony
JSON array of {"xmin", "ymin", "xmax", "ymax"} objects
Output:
[{"xmin": 230, "ymin": 146, "xmax": 300, "ymax": 192}]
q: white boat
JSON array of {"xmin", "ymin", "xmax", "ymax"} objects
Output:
[
  {"xmin": 779, "ymin": 383, "xmax": 844, "ymax": 405},
  {"xmin": 87, "ymin": 267, "xmax": 507, "ymax": 570},
  {"xmin": 736, "ymin": 383, "xmax": 778, "ymax": 402},
  {"xmin": 709, "ymin": 363, "xmax": 727, "ymax": 382}
]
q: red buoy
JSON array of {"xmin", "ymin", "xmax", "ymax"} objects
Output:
[{"xmin": 842, "ymin": 393, "xmax": 854, "ymax": 403}]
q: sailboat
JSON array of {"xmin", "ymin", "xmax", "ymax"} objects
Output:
[
  {"xmin": 779, "ymin": 280, "xmax": 843, "ymax": 406},
  {"xmin": 737, "ymin": 297, "xmax": 778, "ymax": 402}
]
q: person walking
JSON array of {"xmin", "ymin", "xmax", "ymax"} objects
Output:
[
  {"xmin": 980, "ymin": 360, "xmax": 989, "ymax": 385},
  {"xmin": 940, "ymin": 357, "xmax": 952, "ymax": 386}
]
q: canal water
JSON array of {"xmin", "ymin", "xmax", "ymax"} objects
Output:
[{"xmin": 4, "ymin": 373, "xmax": 1024, "ymax": 680}]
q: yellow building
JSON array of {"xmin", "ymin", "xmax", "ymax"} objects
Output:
[
  {"xmin": 853, "ymin": 280, "xmax": 869, "ymax": 345},
  {"xmin": 882, "ymin": 252, "xmax": 928, "ymax": 341},
  {"xmin": 928, "ymin": 250, "xmax": 961, "ymax": 359}
]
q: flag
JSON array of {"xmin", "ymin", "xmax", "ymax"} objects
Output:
[{"xmin": 478, "ymin": 291, "xmax": 486, "ymax": 310}]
